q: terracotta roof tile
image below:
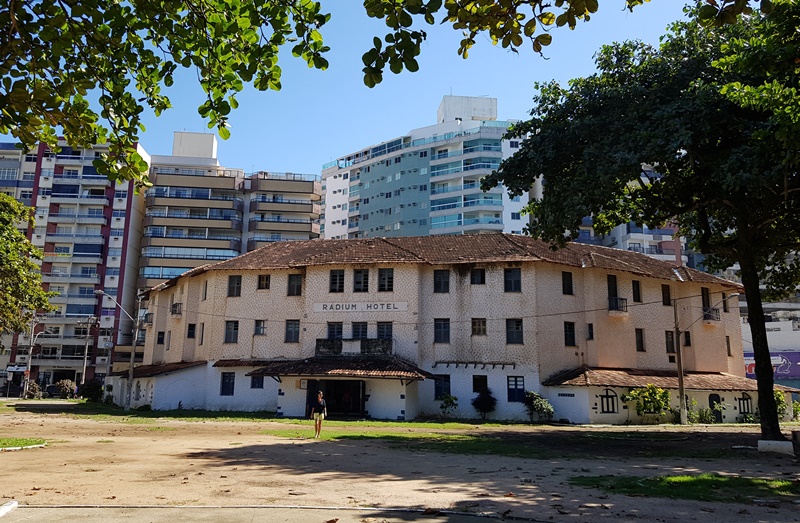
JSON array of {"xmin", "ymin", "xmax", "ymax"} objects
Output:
[
  {"xmin": 166, "ymin": 234, "xmax": 739, "ymax": 289},
  {"xmin": 246, "ymin": 355, "xmax": 431, "ymax": 380},
  {"xmin": 543, "ymin": 366, "xmax": 800, "ymax": 392},
  {"xmin": 111, "ymin": 361, "xmax": 206, "ymax": 378}
]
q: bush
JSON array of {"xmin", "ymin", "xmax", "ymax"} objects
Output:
[
  {"xmin": 774, "ymin": 390, "xmax": 788, "ymax": 419},
  {"xmin": 523, "ymin": 391, "xmax": 553, "ymax": 423},
  {"xmin": 697, "ymin": 407, "xmax": 716, "ymax": 424},
  {"xmin": 24, "ymin": 382, "xmax": 41, "ymax": 399},
  {"xmin": 55, "ymin": 379, "xmax": 77, "ymax": 399},
  {"xmin": 793, "ymin": 399, "xmax": 800, "ymax": 421},
  {"xmin": 136, "ymin": 404, "xmax": 152, "ymax": 411},
  {"xmin": 622, "ymin": 385, "xmax": 671, "ymax": 421},
  {"xmin": 439, "ymin": 395, "xmax": 458, "ymax": 418},
  {"xmin": 737, "ymin": 413, "xmax": 756, "ymax": 423},
  {"xmin": 79, "ymin": 379, "xmax": 104, "ymax": 402},
  {"xmin": 471, "ymin": 388, "xmax": 497, "ymax": 420}
]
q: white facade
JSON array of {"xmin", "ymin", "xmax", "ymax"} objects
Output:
[{"xmin": 124, "ymin": 235, "xmax": 773, "ymax": 423}]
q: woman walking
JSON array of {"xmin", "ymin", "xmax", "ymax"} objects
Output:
[{"xmin": 310, "ymin": 391, "xmax": 327, "ymax": 439}]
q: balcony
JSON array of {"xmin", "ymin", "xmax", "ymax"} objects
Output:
[
  {"xmin": 315, "ymin": 338, "xmax": 393, "ymax": 356},
  {"xmin": 142, "ymin": 234, "xmax": 241, "ymax": 251},
  {"xmin": 608, "ymin": 297, "xmax": 628, "ymax": 316},
  {"xmin": 248, "ymin": 217, "xmax": 320, "ymax": 234},
  {"xmin": 146, "ymin": 193, "xmax": 244, "ymax": 212},
  {"xmin": 44, "ymin": 233, "xmax": 105, "ymax": 244},
  {"xmin": 249, "ymin": 198, "xmax": 321, "ymax": 217},
  {"xmin": 703, "ymin": 307, "xmax": 721, "ymax": 323},
  {"xmin": 41, "ymin": 272, "xmax": 100, "ymax": 284},
  {"xmin": 144, "ymin": 214, "xmax": 243, "ymax": 231},
  {"xmin": 49, "ymin": 194, "xmax": 109, "ymax": 206},
  {"xmin": 46, "ymin": 213, "xmax": 107, "ymax": 225},
  {"xmin": 170, "ymin": 303, "xmax": 182, "ymax": 316},
  {"xmin": 43, "ymin": 252, "xmax": 103, "ymax": 263}
]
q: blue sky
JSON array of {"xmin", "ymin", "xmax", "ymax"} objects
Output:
[{"xmin": 63, "ymin": 3, "xmax": 692, "ymax": 175}]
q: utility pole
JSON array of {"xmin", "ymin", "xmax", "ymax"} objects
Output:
[
  {"xmin": 80, "ymin": 316, "xmax": 97, "ymax": 386},
  {"xmin": 673, "ymin": 297, "xmax": 687, "ymax": 425},
  {"xmin": 23, "ymin": 315, "xmax": 39, "ymax": 398}
]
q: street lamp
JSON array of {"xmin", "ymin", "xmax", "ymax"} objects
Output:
[
  {"xmin": 80, "ymin": 316, "xmax": 98, "ymax": 386},
  {"xmin": 95, "ymin": 290, "xmax": 143, "ymax": 412},
  {"xmin": 23, "ymin": 316, "xmax": 44, "ymax": 398},
  {"xmin": 673, "ymin": 292, "xmax": 740, "ymax": 425}
]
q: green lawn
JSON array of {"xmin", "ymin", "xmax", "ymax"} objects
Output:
[
  {"xmin": 569, "ymin": 473, "xmax": 800, "ymax": 503},
  {"xmin": 0, "ymin": 437, "xmax": 46, "ymax": 448}
]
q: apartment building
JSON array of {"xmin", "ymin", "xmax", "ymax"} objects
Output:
[
  {"xmin": 109, "ymin": 234, "xmax": 794, "ymax": 423},
  {"xmin": 321, "ymin": 96, "xmax": 532, "ymax": 239},
  {"xmin": 2, "ymin": 140, "xmax": 147, "ymax": 388}
]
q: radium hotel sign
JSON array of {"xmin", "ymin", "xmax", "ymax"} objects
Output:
[{"xmin": 313, "ymin": 302, "xmax": 408, "ymax": 312}]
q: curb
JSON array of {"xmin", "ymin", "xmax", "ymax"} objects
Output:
[
  {"xmin": 0, "ymin": 501, "xmax": 18, "ymax": 518},
  {"xmin": 0, "ymin": 443, "xmax": 46, "ymax": 452}
]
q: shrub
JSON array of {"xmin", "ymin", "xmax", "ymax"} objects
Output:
[
  {"xmin": 622, "ymin": 384, "xmax": 671, "ymax": 422},
  {"xmin": 24, "ymin": 382, "xmax": 41, "ymax": 399},
  {"xmin": 737, "ymin": 413, "xmax": 756, "ymax": 423},
  {"xmin": 471, "ymin": 388, "xmax": 497, "ymax": 420},
  {"xmin": 793, "ymin": 399, "xmax": 800, "ymax": 421},
  {"xmin": 774, "ymin": 390, "xmax": 788, "ymax": 419},
  {"xmin": 55, "ymin": 379, "xmax": 77, "ymax": 399},
  {"xmin": 136, "ymin": 404, "xmax": 152, "ymax": 411},
  {"xmin": 79, "ymin": 379, "xmax": 104, "ymax": 402},
  {"xmin": 697, "ymin": 408, "xmax": 716, "ymax": 424},
  {"xmin": 523, "ymin": 391, "xmax": 553, "ymax": 423},
  {"xmin": 439, "ymin": 395, "xmax": 458, "ymax": 418}
]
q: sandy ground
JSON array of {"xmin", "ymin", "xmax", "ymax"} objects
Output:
[{"xmin": 1, "ymin": 400, "xmax": 799, "ymax": 522}]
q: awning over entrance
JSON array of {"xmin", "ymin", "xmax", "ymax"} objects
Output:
[
  {"xmin": 5, "ymin": 365, "xmax": 27, "ymax": 373},
  {"xmin": 543, "ymin": 366, "xmax": 800, "ymax": 392},
  {"xmin": 246, "ymin": 355, "xmax": 431, "ymax": 381}
]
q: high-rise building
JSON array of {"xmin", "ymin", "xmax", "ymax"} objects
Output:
[
  {"xmin": 321, "ymin": 96, "xmax": 531, "ymax": 239},
  {"xmin": 2, "ymin": 140, "xmax": 147, "ymax": 387}
]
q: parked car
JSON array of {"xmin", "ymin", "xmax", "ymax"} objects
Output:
[{"xmin": 45, "ymin": 384, "xmax": 61, "ymax": 398}]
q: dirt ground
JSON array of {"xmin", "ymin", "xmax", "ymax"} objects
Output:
[{"xmin": 1, "ymin": 400, "xmax": 799, "ymax": 523}]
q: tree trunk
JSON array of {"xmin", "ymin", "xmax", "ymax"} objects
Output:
[{"xmin": 739, "ymin": 254, "xmax": 784, "ymax": 440}]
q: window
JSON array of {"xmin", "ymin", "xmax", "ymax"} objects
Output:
[
  {"xmin": 157, "ymin": 331, "xmax": 165, "ymax": 344},
  {"xmin": 353, "ymin": 269, "xmax": 369, "ymax": 292},
  {"xmin": 511, "ymin": 212, "xmax": 521, "ymax": 220},
  {"xmin": 600, "ymin": 389, "xmax": 618, "ymax": 414},
  {"xmin": 434, "ymin": 318, "xmax": 450, "ymax": 343},
  {"xmin": 509, "ymin": 140, "xmax": 520, "ymax": 148},
  {"xmin": 587, "ymin": 323, "xmax": 594, "ymax": 340},
  {"xmin": 251, "ymin": 376, "xmax": 264, "ymax": 389},
  {"xmin": 471, "ymin": 318, "xmax": 487, "ymax": 336},
  {"xmin": 285, "ymin": 320, "xmax": 300, "ymax": 342},
  {"xmin": 225, "ymin": 321, "xmax": 239, "ymax": 343},
  {"xmin": 202, "ymin": 281, "xmax": 208, "ymax": 301},
  {"xmin": 504, "ymin": 268, "xmax": 521, "ymax": 292},
  {"xmin": 632, "ymin": 280, "xmax": 641, "ymax": 302},
  {"xmin": 562, "ymin": 271, "xmax": 573, "ymax": 295},
  {"xmin": 187, "ymin": 324, "xmax": 196, "ymax": 339},
  {"xmin": 506, "ymin": 319, "xmax": 523, "ymax": 344},
  {"xmin": 661, "ymin": 284, "xmax": 672, "ymax": 306},
  {"xmin": 220, "ymin": 372, "xmax": 235, "ymax": 396},
  {"xmin": 258, "ymin": 275, "xmax": 271, "ymax": 290},
  {"xmin": 473, "ymin": 375, "xmax": 488, "ymax": 393},
  {"xmin": 329, "ymin": 270, "xmax": 344, "ymax": 293},
  {"xmin": 564, "ymin": 322, "xmax": 576, "ymax": 346},
  {"xmin": 722, "ymin": 292, "xmax": 729, "ymax": 313},
  {"xmin": 352, "ymin": 322, "xmax": 368, "ymax": 339},
  {"xmin": 684, "ymin": 331, "xmax": 691, "ymax": 346},
  {"xmin": 507, "ymin": 376, "xmax": 525, "ymax": 402},
  {"xmin": 327, "ymin": 322, "xmax": 343, "ymax": 340},
  {"xmin": 433, "ymin": 270, "xmax": 450, "ymax": 293},
  {"xmin": 228, "ymin": 275, "xmax": 242, "ymax": 297},
  {"xmin": 434, "ymin": 375, "xmax": 451, "ymax": 400},
  {"xmin": 254, "ymin": 320, "xmax": 267, "ymax": 336},
  {"xmin": 635, "ymin": 328, "xmax": 645, "ymax": 352},
  {"xmin": 377, "ymin": 322, "xmax": 393, "ymax": 340},
  {"xmin": 287, "ymin": 274, "xmax": 303, "ymax": 296},
  {"xmin": 419, "ymin": 150, "xmax": 428, "ymax": 158},
  {"xmin": 738, "ymin": 392, "xmax": 752, "ymax": 414},
  {"xmin": 198, "ymin": 323, "xmax": 204, "ymax": 345},
  {"xmin": 378, "ymin": 268, "xmax": 394, "ymax": 291},
  {"xmin": 665, "ymin": 331, "xmax": 675, "ymax": 353},
  {"xmin": 470, "ymin": 268, "xmax": 485, "ymax": 285},
  {"xmin": 726, "ymin": 336, "xmax": 732, "ymax": 357}
]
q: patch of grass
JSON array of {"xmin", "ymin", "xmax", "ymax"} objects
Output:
[
  {"xmin": 0, "ymin": 437, "xmax": 46, "ymax": 448},
  {"xmin": 569, "ymin": 473, "xmax": 800, "ymax": 503},
  {"xmin": 259, "ymin": 429, "xmax": 558, "ymax": 459},
  {"xmin": 0, "ymin": 403, "xmax": 14, "ymax": 414},
  {"xmin": 145, "ymin": 426, "xmax": 176, "ymax": 432},
  {"xmin": 228, "ymin": 442, "xmax": 243, "ymax": 445},
  {"xmin": 96, "ymin": 440, "xmax": 114, "ymax": 443}
]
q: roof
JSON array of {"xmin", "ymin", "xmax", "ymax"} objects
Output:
[
  {"xmin": 111, "ymin": 361, "xmax": 206, "ymax": 378},
  {"xmin": 543, "ymin": 366, "xmax": 800, "ymax": 392},
  {"xmin": 213, "ymin": 359, "xmax": 286, "ymax": 368},
  {"xmin": 150, "ymin": 234, "xmax": 740, "ymax": 292},
  {"xmin": 246, "ymin": 356, "xmax": 432, "ymax": 381}
]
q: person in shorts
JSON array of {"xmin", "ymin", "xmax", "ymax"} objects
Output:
[{"xmin": 310, "ymin": 391, "xmax": 327, "ymax": 438}]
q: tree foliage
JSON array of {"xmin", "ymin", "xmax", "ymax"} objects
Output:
[
  {"xmin": 0, "ymin": 0, "xmax": 763, "ymax": 185},
  {"xmin": 622, "ymin": 385, "xmax": 672, "ymax": 418},
  {"xmin": 471, "ymin": 388, "xmax": 498, "ymax": 420},
  {"xmin": 522, "ymin": 391, "xmax": 553, "ymax": 422},
  {"xmin": 482, "ymin": 3, "xmax": 798, "ymax": 440},
  {"xmin": 0, "ymin": 195, "xmax": 53, "ymax": 342}
]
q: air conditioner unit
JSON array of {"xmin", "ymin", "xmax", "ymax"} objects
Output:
[
  {"xmin": 17, "ymin": 355, "xmax": 28, "ymax": 363},
  {"xmin": 95, "ymin": 357, "xmax": 108, "ymax": 365}
]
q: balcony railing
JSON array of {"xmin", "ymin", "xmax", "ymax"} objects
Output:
[
  {"xmin": 315, "ymin": 338, "xmax": 392, "ymax": 356},
  {"xmin": 703, "ymin": 307, "xmax": 721, "ymax": 322},
  {"xmin": 608, "ymin": 296, "xmax": 628, "ymax": 312}
]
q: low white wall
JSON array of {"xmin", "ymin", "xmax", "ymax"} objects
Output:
[
  {"xmin": 364, "ymin": 379, "xmax": 407, "ymax": 420},
  {"xmin": 546, "ymin": 387, "xmax": 592, "ymax": 424},
  {"xmin": 204, "ymin": 365, "xmax": 279, "ymax": 412},
  {"xmin": 152, "ymin": 366, "xmax": 209, "ymax": 410}
]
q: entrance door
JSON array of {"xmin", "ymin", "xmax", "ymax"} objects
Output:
[
  {"xmin": 305, "ymin": 379, "xmax": 319, "ymax": 418},
  {"xmin": 708, "ymin": 394, "xmax": 723, "ymax": 423},
  {"xmin": 316, "ymin": 380, "xmax": 364, "ymax": 417}
]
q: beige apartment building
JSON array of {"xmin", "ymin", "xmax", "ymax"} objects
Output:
[{"xmin": 106, "ymin": 234, "xmax": 795, "ymax": 423}]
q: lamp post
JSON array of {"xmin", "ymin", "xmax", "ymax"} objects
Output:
[
  {"xmin": 80, "ymin": 316, "xmax": 98, "ymax": 386},
  {"xmin": 95, "ymin": 290, "xmax": 143, "ymax": 412},
  {"xmin": 673, "ymin": 292, "xmax": 740, "ymax": 425},
  {"xmin": 23, "ymin": 315, "xmax": 42, "ymax": 398}
]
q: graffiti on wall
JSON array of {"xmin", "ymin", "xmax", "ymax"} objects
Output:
[{"xmin": 744, "ymin": 352, "xmax": 800, "ymax": 379}]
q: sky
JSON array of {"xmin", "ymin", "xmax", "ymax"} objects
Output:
[{"xmin": 35, "ymin": 2, "xmax": 691, "ymax": 176}]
